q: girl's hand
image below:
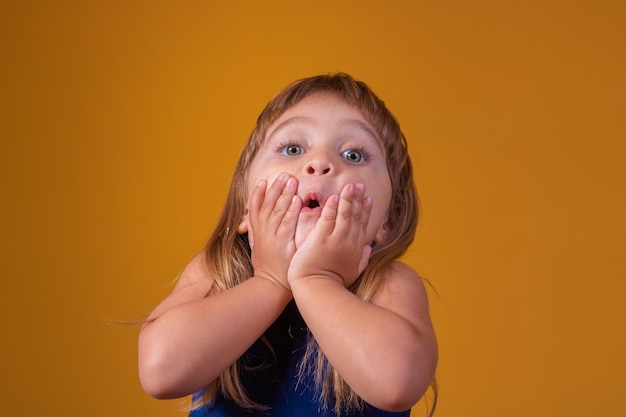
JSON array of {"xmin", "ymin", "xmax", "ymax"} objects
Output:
[
  {"xmin": 288, "ymin": 183, "xmax": 373, "ymax": 288},
  {"xmin": 247, "ymin": 172, "xmax": 301, "ymax": 292}
]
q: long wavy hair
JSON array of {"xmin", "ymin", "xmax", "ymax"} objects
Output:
[{"xmin": 195, "ymin": 73, "xmax": 436, "ymax": 415}]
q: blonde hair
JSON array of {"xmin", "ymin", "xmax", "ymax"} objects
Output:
[{"xmin": 196, "ymin": 73, "xmax": 435, "ymax": 414}]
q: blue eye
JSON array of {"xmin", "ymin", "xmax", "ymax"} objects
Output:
[
  {"xmin": 281, "ymin": 145, "xmax": 303, "ymax": 156},
  {"xmin": 342, "ymin": 149, "xmax": 364, "ymax": 163}
]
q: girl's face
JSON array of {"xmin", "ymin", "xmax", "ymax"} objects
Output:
[{"xmin": 244, "ymin": 93, "xmax": 393, "ymax": 248}]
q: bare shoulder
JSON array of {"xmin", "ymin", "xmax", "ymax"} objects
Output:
[
  {"xmin": 372, "ymin": 261, "xmax": 434, "ymax": 329},
  {"xmin": 374, "ymin": 261, "xmax": 430, "ymax": 304},
  {"xmin": 146, "ymin": 252, "xmax": 215, "ymax": 320},
  {"xmin": 174, "ymin": 252, "xmax": 215, "ymax": 292}
]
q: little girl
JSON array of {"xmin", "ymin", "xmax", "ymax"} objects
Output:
[{"xmin": 138, "ymin": 73, "xmax": 438, "ymax": 417}]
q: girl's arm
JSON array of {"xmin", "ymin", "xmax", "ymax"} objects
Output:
[
  {"xmin": 138, "ymin": 174, "xmax": 300, "ymax": 399},
  {"xmin": 291, "ymin": 263, "xmax": 437, "ymax": 412},
  {"xmin": 138, "ymin": 261, "xmax": 292, "ymax": 399},
  {"xmin": 288, "ymin": 185, "xmax": 437, "ymax": 412}
]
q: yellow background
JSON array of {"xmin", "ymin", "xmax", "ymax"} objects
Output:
[{"xmin": 1, "ymin": 1, "xmax": 624, "ymax": 416}]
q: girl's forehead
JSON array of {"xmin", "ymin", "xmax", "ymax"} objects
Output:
[
  {"xmin": 263, "ymin": 93, "xmax": 378, "ymax": 140},
  {"xmin": 281, "ymin": 92, "xmax": 360, "ymax": 116}
]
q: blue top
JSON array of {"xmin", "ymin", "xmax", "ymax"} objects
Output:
[{"xmin": 189, "ymin": 301, "xmax": 410, "ymax": 417}]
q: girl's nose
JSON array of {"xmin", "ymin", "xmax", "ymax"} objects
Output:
[{"xmin": 304, "ymin": 153, "xmax": 333, "ymax": 175}]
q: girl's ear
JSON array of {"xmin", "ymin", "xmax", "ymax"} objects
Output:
[
  {"xmin": 237, "ymin": 212, "xmax": 249, "ymax": 234},
  {"xmin": 237, "ymin": 210, "xmax": 255, "ymax": 248},
  {"xmin": 374, "ymin": 222, "xmax": 389, "ymax": 245}
]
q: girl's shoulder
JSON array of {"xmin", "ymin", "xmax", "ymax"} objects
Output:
[
  {"xmin": 383, "ymin": 260, "xmax": 420, "ymax": 278},
  {"xmin": 145, "ymin": 252, "xmax": 214, "ymax": 321},
  {"xmin": 176, "ymin": 252, "xmax": 215, "ymax": 288},
  {"xmin": 372, "ymin": 261, "xmax": 433, "ymax": 324},
  {"xmin": 379, "ymin": 261, "xmax": 427, "ymax": 292}
]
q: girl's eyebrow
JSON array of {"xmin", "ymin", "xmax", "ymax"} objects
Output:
[
  {"xmin": 266, "ymin": 117, "xmax": 308, "ymax": 142},
  {"xmin": 266, "ymin": 117, "xmax": 381, "ymax": 149},
  {"xmin": 336, "ymin": 118, "xmax": 385, "ymax": 155},
  {"xmin": 341, "ymin": 119, "xmax": 381, "ymax": 146}
]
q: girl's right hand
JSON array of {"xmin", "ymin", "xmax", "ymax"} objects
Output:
[{"xmin": 247, "ymin": 172, "xmax": 301, "ymax": 292}]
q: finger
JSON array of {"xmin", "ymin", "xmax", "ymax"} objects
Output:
[
  {"xmin": 350, "ymin": 184, "xmax": 373, "ymax": 245},
  {"xmin": 248, "ymin": 179, "xmax": 267, "ymax": 227},
  {"xmin": 360, "ymin": 196, "xmax": 373, "ymax": 240},
  {"xmin": 333, "ymin": 183, "xmax": 356, "ymax": 236},
  {"xmin": 273, "ymin": 176, "xmax": 298, "ymax": 218},
  {"xmin": 264, "ymin": 173, "xmax": 298, "ymax": 232},
  {"xmin": 351, "ymin": 183, "xmax": 366, "ymax": 225},
  {"xmin": 317, "ymin": 194, "xmax": 340, "ymax": 235},
  {"xmin": 357, "ymin": 244, "xmax": 372, "ymax": 276},
  {"xmin": 261, "ymin": 172, "xmax": 289, "ymax": 216},
  {"xmin": 277, "ymin": 195, "xmax": 302, "ymax": 237},
  {"xmin": 246, "ymin": 219, "xmax": 255, "ymax": 249}
]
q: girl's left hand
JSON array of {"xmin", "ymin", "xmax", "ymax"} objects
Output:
[{"xmin": 288, "ymin": 183, "xmax": 373, "ymax": 288}]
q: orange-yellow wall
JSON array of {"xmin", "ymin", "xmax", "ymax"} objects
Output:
[{"xmin": 1, "ymin": 1, "xmax": 624, "ymax": 416}]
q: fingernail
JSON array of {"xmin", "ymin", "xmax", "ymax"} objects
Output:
[{"xmin": 278, "ymin": 172, "xmax": 288, "ymax": 180}]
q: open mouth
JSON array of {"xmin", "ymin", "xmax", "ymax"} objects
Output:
[
  {"xmin": 302, "ymin": 193, "xmax": 322, "ymax": 211},
  {"xmin": 307, "ymin": 199, "xmax": 320, "ymax": 209}
]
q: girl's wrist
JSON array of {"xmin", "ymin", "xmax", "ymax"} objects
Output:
[
  {"xmin": 251, "ymin": 275, "xmax": 293, "ymax": 302},
  {"xmin": 289, "ymin": 274, "xmax": 347, "ymax": 297}
]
